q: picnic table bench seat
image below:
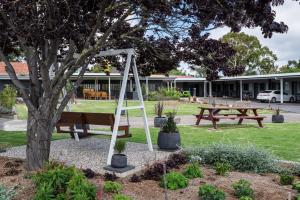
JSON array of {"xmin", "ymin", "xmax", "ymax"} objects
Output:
[{"xmin": 56, "ymin": 112, "xmax": 131, "ymax": 139}]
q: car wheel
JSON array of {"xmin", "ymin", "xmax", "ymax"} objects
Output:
[
  {"xmin": 290, "ymin": 97, "xmax": 295, "ymax": 103},
  {"xmin": 271, "ymin": 97, "xmax": 276, "ymax": 103}
]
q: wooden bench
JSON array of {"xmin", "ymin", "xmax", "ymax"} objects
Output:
[{"xmin": 56, "ymin": 112, "xmax": 131, "ymax": 139}]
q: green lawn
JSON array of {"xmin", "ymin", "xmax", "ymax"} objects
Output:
[
  {"xmin": 1, "ymin": 123, "xmax": 299, "ymax": 162},
  {"xmin": 15, "ymin": 100, "xmax": 274, "ymax": 120}
]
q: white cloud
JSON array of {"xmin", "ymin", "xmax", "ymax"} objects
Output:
[{"xmin": 208, "ymin": 1, "xmax": 300, "ymax": 67}]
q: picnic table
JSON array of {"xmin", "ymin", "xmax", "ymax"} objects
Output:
[{"xmin": 195, "ymin": 106, "xmax": 266, "ymax": 129}]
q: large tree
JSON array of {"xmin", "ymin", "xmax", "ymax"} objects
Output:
[
  {"xmin": 0, "ymin": 0, "xmax": 294, "ymax": 170},
  {"xmin": 280, "ymin": 59, "xmax": 300, "ymax": 73},
  {"xmin": 220, "ymin": 32, "xmax": 278, "ymax": 75}
]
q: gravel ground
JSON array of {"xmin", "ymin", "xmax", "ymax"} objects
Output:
[{"xmin": 0, "ymin": 138, "xmax": 172, "ymax": 176}]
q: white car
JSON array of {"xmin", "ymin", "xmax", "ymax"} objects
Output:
[{"xmin": 257, "ymin": 90, "xmax": 295, "ymax": 103}]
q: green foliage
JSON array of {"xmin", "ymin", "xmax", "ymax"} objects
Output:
[
  {"xmin": 148, "ymin": 88, "xmax": 181, "ymax": 101},
  {"xmin": 279, "ymin": 173, "xmax": 295, "ymax": 185},
  {"xmin": 90, "ymin": 64, "xmax": 102, "ymax": 73},
  {"xmin": 103, "ymin": 181, "xmax": 122, "ymax": 194},
  {"xmin": 0, "ymin": 185, "xmax": 16, "ymax": 200},
  {"xmin": 0, "ymin": 85, "xmax": 17, "ymax": 110},
  {"xmin": 292, "ymin": 182, "xmax": 300, "ymax": 192},
  {"xmin": 297, "ymin": 195, "xmax": 300, "ymax": 200},
  {"xmin": 183, "ymin": 163, "xmax": 204, "ymax": 179},
  {"xmin": 181, "ymin": 91, "xmax": 191, "ymax": 97},
  {"xmin": 154, "ymin": 101, "xmax": 164, "ymax": 117},
  {"xmin": 215, "ymin": 162, "xmax": 231, "ymax": 176},
  {"xmin": 32, "ymin": 162, "xmax": 96, "ymax": 200},
  {"xmin": 168, "ymin": 69, "xmax": 186, "ymax": 76},
  {"xmin": 114, "ymin": 140, "xmax": 126, "ymax": 154},
  {"xmin": 160, "ymin": 172, "xmax": 188, "ymax": 190},
  {"xmin": 198, "ymin": 184, "xmax": 225, "ymax": 200},
  {"xmin": 161, "ymin": 111, "xmax": 178, "ymax": 133},
  {"xmin": 239, "ymin": 196, "xmax": 253, "ymax": 200},
  {"xmin": 221, "ymin": 32, "xmax": 277, "ymax": 75},
  {"xmin": 112, "ymin": 194, "xmax": 133, "ymax": 200},
  {"xmin": 280, "ymin": 59, "xmax": 300, "ymax": 73},
  {"xmin": 232, "ymin": 179, "xmax": 254, "ymax": 198},
  {"xmin": 185, "ymin": 143, "xmax": 277, "ymax": 173}
]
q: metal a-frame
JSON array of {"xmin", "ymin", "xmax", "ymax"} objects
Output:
[{"xmin": 95, "ymin": 48, "xmax": 153, "ymax": 165}]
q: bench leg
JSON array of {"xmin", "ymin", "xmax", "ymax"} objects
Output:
[
  {"xmin": 238, "ymin": 118, "xmax": 244, "ymax": 125},
  {"xmin": 257, "ymin": 119, "xmax": 263, "ymax": 128},
  {"xmin": 212, "ymin": 119, "xmax": 217, "ymax": 129},
  {"xmin": 196, "ymin": 109, "xmax": 204, "ymax": 125}
]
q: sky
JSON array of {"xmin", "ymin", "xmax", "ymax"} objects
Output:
[{"xmin": 209, "ymin": 0, "xmax": 300, "ymax": 67}]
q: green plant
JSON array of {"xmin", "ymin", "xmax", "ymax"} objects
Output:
[
  {"xmin": 232, "ymin": 179, "xmax": 254, "ymax": 198},
  {"xmin": 161, "ymin": 111, "xmax": 178, "ymax": 133},
  {"xmin": 0, "ymin": 85, "xmax": 17, "ymax": 110},
  {"xmin": 0, "ymin": 185, "xmax": 16, "ymax": 200},
  {"xmin": 198, "ymin": 184, "xmax": 225, "ymax": 200},
  {"xmin": 180, "ymin": 91, "xmax": 191, "ymax": 97},
  {"xmin": 103, "ymin": 181, "xmax": 122, "ymax": 193},
  {"xmin": 32, "ymin": 162, "xmax": 96, "ymax": 200},
  {"xmin": 274, "ymin": 107, "xmax": 281, "ymax": 115},
  {"xmin": 112, "ymin": 194, "xmax": 133, "ymax": 200},
  {"xmin": 239, "ymin": 196, "xmax": 253, "ymax": 200},
  {"xmin": 215, "ymin": 162, "xmax": 231, "ymax": 176},
  {"xmin": 292, "ymin": 181, "xmax": 300, "ymax": 192},
  {"xmin": 160, "ymin": 172, "xmax": 188, "ymax": 190},
  {"xmin": 183, "ymin": 162, "xmax": 203, "ymax": 179},
  {"xmin": 114, "ymin": 140, "xmax": 126, "ymax": 154},
  {"xmin": 185, "ymin": 144, "xmax": 277, "ymax": 173},
  {"xmin": 279, "ymin": 173, "xmax": 295, "ymax": 185},
  {"xmin": 154, "ymin": 101, "xmax": 164, "ymax": 117},
  {"xmin": 297, "ymin": 195, "xmax": 300, "ymax": 200}
]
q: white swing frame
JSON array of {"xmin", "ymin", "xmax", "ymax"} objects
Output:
[{"xmin": 66, "ymin": 48, "xmax": 153, "ymax": 165}]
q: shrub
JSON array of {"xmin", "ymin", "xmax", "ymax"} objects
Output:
[
  {"xmin": 279, "ymin": 173, "xmax": 295, "ymax": 185},
  {"xmin": 104, "ymin": 172, "xmax": 118, "ymax": 181},
  {"xmin": 160, "ymin": 172, "xmax": 188, "ymax": 190},
  {"xmin": 198, "ymin": 184, "xmax": 225, "ymax": 200},
  {"xmin": 114, "ymin": 140, "xmax": 126, "ymax": 154},
  {"xmin": 0, "ymin": 85, "xmax": 17, "ymax": 110},
  {"xmin": 215, "ymin": 162, "xmax": 231, "ymax": 176},
  {"xmin": 297, "ymin": 195, "xmax": 300, "ymax": 200},
  {"xmin": 232, "ymin": 179, "xmax": 254, "ymax": 198},
  {"xmin": 0, "ymin": 185, "xmax": 16, "ymax": 200},
  {"xmin": 32, "ymin": 162, "xmax": 96, "ymax": 200},
  {"xmin": 180, "ymin": 91, "xmax": 191, "ymax": 97},
  {"xmin": 103, "ymin": 181, "xmax": 122, "ymax": 193},
  {"xmin": 183, "ymin": 163, "xmax": 204, "ymax": 179},
  {"xmin": 154, "ymin": 101, "xmax": 164, "ymax": 117},
  {"xmin": 129, "ymin": 174, "xmax": 141, "ymax": 182},
  {"xmin": 292, "ymin": 181, "xmax": 300, "ymax": 192},
  {"xmin": 239, "ymin": 196, "xmax": 253, "ymax": 200},
  {"xmin": 185, "ymin": 143, "xmax": 277, "ymax": 173},
  {"xmin": 161, "ymin": 111, "xmax": 178, "ymax": 133},
  {"xmin": 112, "ymin": 194, "xmax": 133, "ymax": 200}
]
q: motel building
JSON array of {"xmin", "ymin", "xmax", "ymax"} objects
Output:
[{"xmin": 1, "ymin": 62, "xmax": 300, "ymax": 103}]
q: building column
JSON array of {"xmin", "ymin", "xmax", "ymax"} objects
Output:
[
  {"xmin": 209, "ymin": 81, "xmax": 212, "ymax": 97},
  {"xmin": 129, "ymin": 78, "xmax": 133, "ymax": 92},
  {"xmin": 204, "ymin": 81, "xmax": 207, "ymax": 97},
  {"xmin": 266, "ymin": 81, "xmax": 269, "ymax": 90},
  {"xmin": 167, "ymin": 81, "xmax": 170, "ymax": 91},
  {"xmin": 174, "ymin": 80, "xmax": 177, "ymax": 89},
  {"xmin": 146, "ymin": 77, "xmax": 149, "ymax": 98},
  {"xmin": 280, "ymin": 78, "xmax": 284, "ymax": 104},
  {"xmin": 240, "ymin": 80, "xmax": 243, "ymax": 102},
  {"xmin": 94, "ymin": 79, "xmax": 98, "ymax": 92},
  {"xmin": 108, "ymin": 76, "xmax": 111, "ymax": 100}
]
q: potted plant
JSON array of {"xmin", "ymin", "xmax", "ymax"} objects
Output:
[
  {"xmin": 157, "ymin": 111, "xmax": 180, "ymax": 150},
  {"xmin": 111, "ymin": 140, "xmax": 127, "ymax": 168},
  {"xmin": 154, "ymin": 101, "xmax": 167, "ymax": 127},
  {"xmin": 272, "ymin": 108, "xmax": 284, "ymax": 123}
]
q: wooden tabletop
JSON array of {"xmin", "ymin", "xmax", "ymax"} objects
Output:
[{"xmin": 198, "ymin": 106, "xmax": 263, "ymax": 110}]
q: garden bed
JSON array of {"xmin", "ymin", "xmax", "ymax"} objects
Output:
[{"xmin": 0, "ymin": 156, "xmax": 299, "ymax": 200}]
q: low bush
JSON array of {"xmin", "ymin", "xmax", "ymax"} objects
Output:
[
  {"xmin": 215, "ymin": 162, "xmax": 231, "ymax": 176},
  {"xmin": 279, "ymin": 173, "xmax": 295, "ymax": 185},
  {"xmin": 292, "ymin": 165, "xmax": 300, "ymax": 176},
  {"xmin": 198, "ymin": 184, "xmax": 225, "ymax": 200},
  {"xmin": 160, "ymin": 172, "xmax": 188, "ymax": 190},
  {"xmin": 292, "ymin": 181, "xmax": 300, "ymax": 192},
  {"xmin": 104, "ymin": 172, "xmax": 118, "ymax": 181},
  {"xmin": 185, "ymin": 143, "xmax": 277, "ymax": 173},
  {"xmin": 239, "ymin": 196, "xmax": 253, "ymax": 200},
  {"xmin": 0, "ymin": 185, "xmax": 16, "ymax": 200},
  {"xmin": 32, "ymin": 162, "xmax": 96, "ymax": 200},
  {"xmin": 103, "ymin": 181, "xmax": 122, "ymax": 194},
  {"xmin": 232, "ymin": 179, "xmax": 254, "ymax": 198},
  {"xmin": 183, "ymin": 163, "xmax": 204, "ymax": 179},
  {"xmin": 129, "ymin": 174, "xmax": 141, "ymax": 182},
  {"xmin": 112, "ymin": 194, "xmax": 133, "ymax": 200},
  {"xmin": 0, "ymin": 85, "xmax": 17, "ymax": 111}
]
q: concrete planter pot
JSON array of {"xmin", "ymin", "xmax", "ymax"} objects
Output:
[
  {"xmin": 111, "ymin": 154, "xmax": 127, "ymax": 168},
  {"xmin": 157, "ymin": 131, "xmax": 181, "ymax": 150},
  {"xmin": 154, "ymin": 117, "xmax": 167, "ymax": 128},
  {"xmin": 272, "ymin": 115, "xmax": 284, "ymax": 123}
]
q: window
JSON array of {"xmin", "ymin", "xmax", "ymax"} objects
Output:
[
  {"xmin": 260, "ymin": 83, "xmax": 265, "ymax": 91},
  {"xmin": 274, "ymin": 91, "xmax": 280, "ymax": 94},
  {"xmin": 243, "ymin": 84, "xmax": 249, "ymax": 91}
]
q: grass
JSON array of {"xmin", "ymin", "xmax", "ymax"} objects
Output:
[
  {"xmin": 123, "ymin": 123, "xmax": 300, "ymax": 162},
  {"xmin": 15, "ymin": 100, "xmax": 274, "ymax": 120},
  {"xmin": 1, "ymin": 123, "xmax": 299, "ymax": 162}
]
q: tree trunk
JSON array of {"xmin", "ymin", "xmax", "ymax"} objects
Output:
[{"xmin": 26, "ymin": 111, "xmax": 54, "ymax": 171}]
